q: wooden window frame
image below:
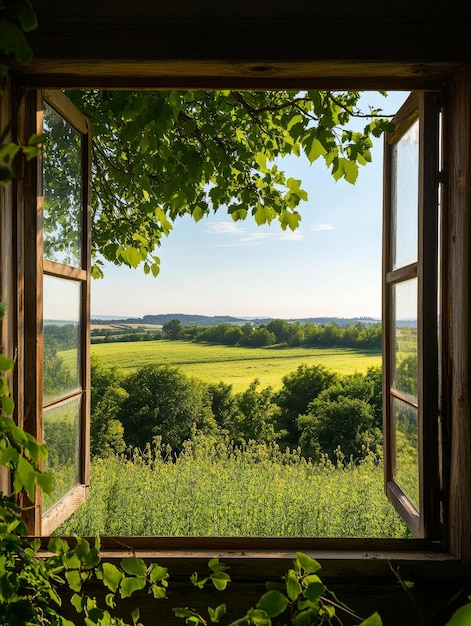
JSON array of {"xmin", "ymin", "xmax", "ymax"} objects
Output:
[{"xmin": 11, "ymin": 77, "xmax": 468, "ymax": 578}]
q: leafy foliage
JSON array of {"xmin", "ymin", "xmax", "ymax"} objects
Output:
[
  {"xmin": 274, "ymin": 365, "xmax": 338, "ymax": 446},
  {"xmin": 64, "ymin": 90, "xmax": 394, "ymax": 277},
  {"xmin": 119, "ymin": 364, "xmax": 216, "ymax": 450},
  {"xmin": 0, "ymin": 1, "xmax": 43, "ymax": 183},
  {"xmin": 298, "ymin": 368, "xmax": 383, "ymax": 462}
]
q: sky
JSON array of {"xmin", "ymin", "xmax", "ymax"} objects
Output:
[{"xmin": 91, "ymin": 92, "xmax": 409, "ymax": 321}]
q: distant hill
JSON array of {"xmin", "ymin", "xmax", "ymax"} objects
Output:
[{"xmin": 91, "ymin": 313, "xmax": 382, "ymax": 328}]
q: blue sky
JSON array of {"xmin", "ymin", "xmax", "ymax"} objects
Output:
[{"xmin": 91, "ymin": 92, "xmax": 409, "ymax": 320}]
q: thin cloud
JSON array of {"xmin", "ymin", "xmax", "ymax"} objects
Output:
[
  {"xmin": 277, "ymin": 230, "xmax": 304, "ymax": 241},
  {"xmin": 311, "ymin": 223, "xmax": 334, "ymax": 231},
  {"xmin": 206, "ymin": 220, "xmax": 305, "ymax": 246},
  {"xmin": 205, "ymin": 222, "xmax": 244, "ymax": 235}
]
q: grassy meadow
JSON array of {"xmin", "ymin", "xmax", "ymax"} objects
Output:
[
  {"xmin": 82, "ymin": 340, "xmax": 381, "ymax": 392},
  {"xmin": 56, "ymin": 436, "xmax": 409, "ymax": 538}
]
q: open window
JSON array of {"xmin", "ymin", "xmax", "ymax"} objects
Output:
[
  {"xmin": 18, "ymin": 88, "xmax": 445, "ymax": 543},
  {"xmin": 382, "ymin": 92, "xmax": 441, "ymax": 538},
  {"xmin": 22, "ymin": 90, "xmax": 91, "ymax": 534}
]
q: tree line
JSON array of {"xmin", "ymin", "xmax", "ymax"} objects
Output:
[
  {"xmin": 89, "ymin": 358, "xmax": 383, "ymax": 465},
  {"xmin": 164, "ymin": 317, "xmax": 382, "ymax": 350}
]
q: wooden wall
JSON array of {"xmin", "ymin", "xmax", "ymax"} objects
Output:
[
  {"xmin": 2, "ymin": 2, "xmax": 471, "ymax": 623},
  {"xmin": 13, "ymin": 2, "xmax": 471, "ymax": 89}
]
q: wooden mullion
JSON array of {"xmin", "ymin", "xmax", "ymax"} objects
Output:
[
  {"xmin": 390, "ymin": 387, "xmax": 419, "ymax": 409},
  {"xmin": 43, "ymin": 259, "xmax": 87, "ymax": 281},
  {"xmin": 386, "ymin": 262, "xmax": 418, "ymax": 285},
  {"xmin": 43, "ymin": 388, "xmax": 83, "ymax": 410}
]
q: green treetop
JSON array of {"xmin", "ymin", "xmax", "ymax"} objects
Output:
[{"xmin": 66, "ymin": 90, "xmax": 394, "ymax": 278}]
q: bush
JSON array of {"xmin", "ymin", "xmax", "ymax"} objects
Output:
[{"xmin": 119, "ymin": 364, "xmax": 216, "ymax": 450}]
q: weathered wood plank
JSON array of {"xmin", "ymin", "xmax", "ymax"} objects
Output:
[
  {"xmin": 13, "ymin": 60, "xmax": 463, "ymax": 91},
  {"xmin": 446, "ymin": 65, "xmax": 471, "ymax": 566}
]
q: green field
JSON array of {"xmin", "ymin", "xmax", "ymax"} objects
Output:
[{"xmin": 84, "ymin": 340, "xmax": 381, "ymax": 391}]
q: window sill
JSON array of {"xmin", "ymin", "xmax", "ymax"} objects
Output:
[{"xmin": 38, "ymin": 536, "xmax": 466, "ymax": 580}]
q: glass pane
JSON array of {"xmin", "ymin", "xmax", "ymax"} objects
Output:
[
  {"xmin": 391, "ymin": 119, "xmax": 419, "ymax": 269},
  {"xmin": 392, "ymin": 397, "xmax": 419, "ymax": 510},
  {"xmin": 43, "ymin": 275, "xmax": 81, "ymax": 403},
  {"xmin": 43, "ymin": 396, "xmax": 81, "ymax": 512},
  {"xmin": 43, "ymin": 102, "xmax": 83, "ymax": 268},
  {"xmin": 392, "ymin": 279, "xmax": 418, "ymax": 400}
]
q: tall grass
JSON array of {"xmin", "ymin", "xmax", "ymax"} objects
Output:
[{"xmin": 57, "ymin": 434, "xmax": 409, "ymax": 538}]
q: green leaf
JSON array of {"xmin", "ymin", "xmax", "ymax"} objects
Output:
[
  {"xmin": 208, "ymin": 604, "xmax": 226, "ymax": 622},
  {"xmin": 0, "ymin": 143, "xmax": 20, "ymax": 165},
  {"xmin": 0, "ymin": 166, "xmax": 12, "ymax": 183},
  {"xmin": 1, "ymin": 395, "xmax": 14, "ymax": 415},
  {"xmin": 294, "ymin": 609, "xmax": 314, "ymax": 626},
  {"xmin": 27, "ymin": 133, "xmax": 45, "ymax": 146},
  {"xmin": 304, "ymin": 580, "xmax": 324, "ymax": 601},
  {"xmin": 173, "ymin": 608, "xmax": 194, "ymax": 618},
  {"xmin": 246, "ymin": 608, "xmax": 272, "ymax": 626},
  {"xmin": 105, "ymin": 593, "xmax": 116, "ymax": 608},
  {"xmin": 307, "ymin": 138, "xmax": 327, "ymax": 163},
  {"xmin": 17, "ymin": 5, "xmax": 38, "ymax": 32},
  {"xmin": 208, "ymin": 558, "xmax": 227, "ymax": 573},
  {"xmin": 71, "ymin": 592, "xmax": 84, "ymax": 613},
  {"xmin": 0, "ymin": 21, "xmax": 33, "ymax": 63},
  {"xmin": 255, "ymin": 152, "xmax": 267, "ymax": 172},
  {"xmin": 120, "ymin": 246, "xmax": 144, "ymax": 268},
  {"xmin": 131, "ymin": 607, "xmax": 140, "ymax": 625},
  {"xmin": 149, "ymin": 564, "xmax": 168, "ymax": 583},
  {"xmin": 286, "ymin": 569, "xmax": 302, "ymax": 602},
  {"xmin": 254, "ymin": 203, "xmax": 275, "ymax": 226},
  {"xmin": 211, "ymin": 571, "xmax": 230, "ymax": 591},
  {"xmin": 120, "ymin": 556, "xmax": 147, "ymax": 577},
  {"xmin": 48, "ymin": 537, "xmax": 71, "ymax": 555},
  {"xmin": 101, "ymin": 562, "xmax": 124, "ymax": 592},
  {"xmin": 66, "ymin": 570, "xmax": 82, "ymax": 593},
  {"xmin": 446, "ymin": 599, "xmax": 471, "ymax": 626},
  {"xmin": 342, "ymin": 159, "xmax": 359, "ymax": 184},
  {"xmin": 256, "ymin": 590, "xmax": 289, "ymax": 617},
  {"xmin": 151, "ymin": 584, "xmax": 167, "ymax": 599},
  {"xmin": 36, "ymin": 471, "xmax": 53, "ymax": 494},
  {"xmin": 119, "ymin": 576, "xmax": 147, "ymax": 598},
  {"xmin": 296, "ymin": 553, "xmax": 321, "ymax": 574},
  {"xmin": 13, "ymin": 454, "xmax": 36, "ymax": 500},
  {"xmin": 359, "ymin": 612, "xmax": 383, "ymax": 626}
]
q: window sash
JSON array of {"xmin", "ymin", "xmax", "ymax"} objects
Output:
[
  {"xmin": 22, "ymin": 90, "xmax": 91, "ymax": 535},
  {"xmin": 383, "ymin": 92, "xmax": 441, "ymax": 539}
]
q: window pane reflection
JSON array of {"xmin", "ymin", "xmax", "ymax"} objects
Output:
[
  {"xmin": 43, "ymin": 397, "xmax": 81, "ymax": 512},
  {"xmin": 393, "ymin": 397, "xmax": 419, "ymax": 510},
  {"xmin": 392, "ymin": 119, "xmax": 419, "ymax": 269},
  {"xmin": 43, "ymin": 275, "xmax": 81, "ymax": 403},
  {"xmin": 43, "ymin": 102, "xmax": 83, "ymax": 268},
  {"xmin": 392, "ymin": 279, "xmax": 418, "ymax": 400}
]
